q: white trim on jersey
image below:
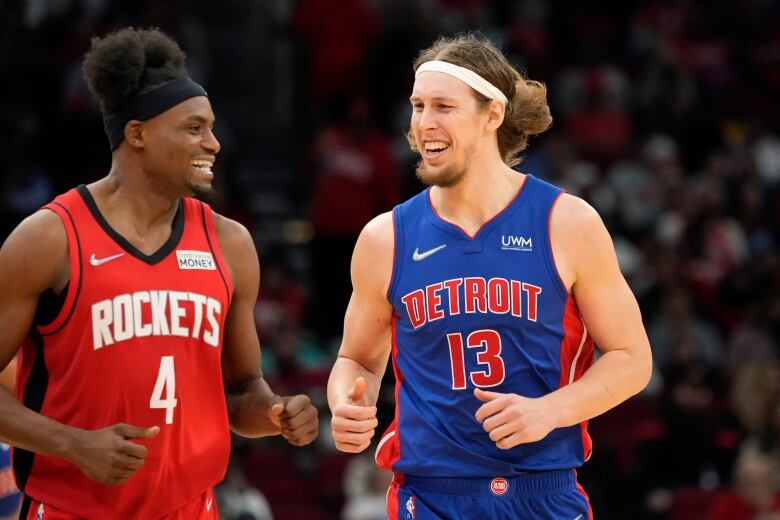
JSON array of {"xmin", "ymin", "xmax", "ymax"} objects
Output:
[
  {"xmin": 568, "ymin": 318, "xmax": 589, "ymax": 385},
  {"xmin": 375, "ymin": 429, "xmax": 397, "ymax": 464}
]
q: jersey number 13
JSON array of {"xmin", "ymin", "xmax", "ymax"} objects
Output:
[{"xmin": 447, "ymin": 329, "xmax": 505, "ymax": 389}]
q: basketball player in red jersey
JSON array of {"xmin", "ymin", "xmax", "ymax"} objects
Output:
[{"xmin": 0, "ymin": 28, "xmax": 318, "ymax": 519}]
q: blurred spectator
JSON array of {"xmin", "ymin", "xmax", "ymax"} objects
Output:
[
  {"xmin": 217, "ymin": 455, "xmax": 274, "ymax": 520},
  {"xmin": 292, "ymin": 0, "xmax": 380, "ymax": 107},
  {"xmin": 648, "ymin": 289, "xmax": 722, "ymax": 370},
  {"xmin": 307, "ymin": 96, "xmax": 401, "ymax": 345},
  {"xmin": 341, "ymin": 454, "xmax": 392, "ymax": 520},
  {"xmin": 255, "ymin": 250, "xmax": 307, "ymax": 344},
  {"xmin": 731, "ymin": 359, "xmax": 780, "ymax": 437},
  {"xmin": 708, "ymin": 453, "xmax": 780, "ymax": 520}
]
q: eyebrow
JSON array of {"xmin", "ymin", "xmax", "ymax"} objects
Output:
[
  {"xmin": 184, "ymin": 115, "xmax": 214, "ymax": 124},
  {"xmin": 409, "ymin": 95, "xmax": 458, "ymax": 103}
]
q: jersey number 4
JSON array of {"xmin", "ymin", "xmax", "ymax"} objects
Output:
[
  {"xmin": 447, "ymin": 329, "xmax": 505, "ymax": 389},
  {"xmin": 150, "ymin": 356, "xmax": 178, "ymax": 424}
]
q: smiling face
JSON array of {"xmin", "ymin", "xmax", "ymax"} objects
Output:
[
  {"xmin": 410, "ymin": 71, "xmax": 492, "ymax": 188},
  {"xmin": 139, "ymin": 96, "xmax": 220, "ymax": 198}
]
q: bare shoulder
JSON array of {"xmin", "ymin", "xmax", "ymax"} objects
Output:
[
  {"xmin": 352, "ymin": 211, "xmax": 394, "ymax": 296},
  {"xmin": 552, "ymin": 193, "xmax": 607, "ymax": 235},
  {"xmin": 211, "ymin": 212, "xmax": 257, "ymax": 261},
  {"xmin": 14, "ymin": 208, "xmax": 68, "ymax": 245},
  {"xmin": 0, "ymin": 208, "xmax": 69, "ymax": 292},
  {"xmin": 549, "ymin": 193, "xmax": 615, "ymax": 289},
  {"xmin": 211, "ymin": 212, "xmax": 258, "ymax": 291},
  {"xmin": 356, "ymin": 211, "xmax": 394, "ymax": 255}
]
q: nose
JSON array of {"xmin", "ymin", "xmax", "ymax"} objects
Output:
[
  {"xmin": 414, "ymin": 106, "xmax": 438, "ymax": 132},
  {"xmin": 203, "ymin": 128, "xmax": 221, "ymax": 154}
]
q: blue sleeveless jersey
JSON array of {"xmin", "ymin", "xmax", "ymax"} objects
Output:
[{"xmin": 376, "ymin": 175, "xmax": 595, "ymax": 477}]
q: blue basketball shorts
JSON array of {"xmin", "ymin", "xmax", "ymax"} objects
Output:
[
  {"xmin": 388, "ymin": 469, "xmax": 592, "ymax": 520},
  {"xmin": 0, "ymin": 444, "xmax": 21, "ymax": 517}
]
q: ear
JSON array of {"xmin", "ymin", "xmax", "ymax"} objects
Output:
[
  {"xmin": 124, "ymin": 120, "xmax": 145, "ymax": 149},
  {"xmin": 484, "ymin": 100, "xmax": 505, "ymax": 132}
]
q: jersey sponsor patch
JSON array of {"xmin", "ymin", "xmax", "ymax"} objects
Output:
[
  {"xmin": 500, "ymin": 234, "xmax": 533, "ymax": 252},
  {"xmin": 176, "ymin": 250, "xmax": 216, "ymax": 270},
  {"xmin": 490, "ymin": 477, "xmax": 508, "ymax": 496}
]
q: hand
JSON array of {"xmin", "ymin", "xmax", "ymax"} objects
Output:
[
  {"xmin": 331, "ymin": 377, "xmax": 378, "ymax": 453},
  {"xmin": 267, "ymin": 394, "xmax": 318, "ymax": 446},
  {"xmin": 67, "ymin": 423, "xmax": 159, "ymax": 485},
  {"xmin": 474, "ymin": 388, "xmax": 557, "ymax": 449}
]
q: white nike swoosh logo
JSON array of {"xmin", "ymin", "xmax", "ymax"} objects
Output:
[
  {"xmin": 90, "ymin": 253, "xmax": 125, "ymax": 266},
  {"xmin": 412, "ymin": 244, "xmax": 447, "ymax": 261},
  {"xmin": 205, "ymin": 497, "xmax": 213, "ymax": 511}
]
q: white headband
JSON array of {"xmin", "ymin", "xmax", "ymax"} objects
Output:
[{"xmin": 416, "ymin": 60, "xmax": 509, "ymax": 105}]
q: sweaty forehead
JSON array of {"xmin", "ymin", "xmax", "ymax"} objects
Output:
[{"xmin": 411, "ymin": 71, "xmax": 474, "ymax": 100}]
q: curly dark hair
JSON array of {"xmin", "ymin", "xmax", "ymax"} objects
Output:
[{"xmin": 82, "ymin": 27, "xmax": 186, "ymax": 114}]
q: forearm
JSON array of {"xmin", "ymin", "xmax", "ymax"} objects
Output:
[
  {"xmin": 544, "ymin": 348, "xmax": 651, "ymax": 428},
  {"xmin": 327, "ymin": 356, "xmax": 382, "ymax": 411},
  {"xmin": 0, "ymin": 387, "xmax": 81, "ymax": 461},
  {"xmin": 226, "ymin": 377, "xmax": 281, "ymax": 438}
]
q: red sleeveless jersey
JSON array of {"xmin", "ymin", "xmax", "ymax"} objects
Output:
[{"xmin": 13, "ymin": 185, "xmax": 234, "ymax": 518}]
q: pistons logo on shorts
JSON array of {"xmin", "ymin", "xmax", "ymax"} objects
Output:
[{"xmin": 490, "ymin": 477, "xmax": 509, "ymax": 496}]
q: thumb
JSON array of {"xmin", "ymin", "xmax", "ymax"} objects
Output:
[
  {"xmin": 347, "ymin": 376, "xmax": 367, "ymax": 404},
  {"xmin": 474, "ymin": 387, "xmax": 502, "ymax": 403},
  {"xmin": 267, "ymin": 395, "xmax": 284, "ymax": 426},
  {"xmin": 116, "ymin": 424, "xmax": 160, "ymax": 440}
]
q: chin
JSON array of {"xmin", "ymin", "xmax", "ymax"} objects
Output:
[
  {"xmin": 415, "ymin": 159, "xmax": 465, "ymax": 188},
  {"xmin": 187, "ymin": 180, "xmax": 214, "ymax": 199}
]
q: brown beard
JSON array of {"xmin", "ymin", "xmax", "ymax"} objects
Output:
[{"xmin": 415, "ymin": 158, "xmax": 466, "ymax": 188}]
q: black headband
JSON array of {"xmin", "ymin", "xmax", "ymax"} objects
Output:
[{"xmin": 103, "ymin": 76, "xmax": 208, "ymax": 150}]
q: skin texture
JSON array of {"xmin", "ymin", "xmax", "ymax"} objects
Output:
[
  {"xmin": 0, "ymin": 95, "xmax": 317, "ymax": 486},
  {"xmin": 328, "ymin": 70, "xmax": 652, "ymax": 454}
]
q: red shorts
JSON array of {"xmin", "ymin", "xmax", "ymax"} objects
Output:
[{"xmin": 23, "ymin": 488, "xmax": 218, "ymax": 520}]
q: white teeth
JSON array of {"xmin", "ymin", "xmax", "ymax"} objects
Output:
[
  {"xmin": 424, "ymin": 141, "xmax": 449, "ymax": 151},
  {"xmin": 191, "ymin": 160, "xmax": 214, "ymax": 171}
]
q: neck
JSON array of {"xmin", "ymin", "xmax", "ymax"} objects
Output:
[
  {"xmin": 90, "ymin": 157, "xmax": 181, "ymax": 233},
  {"xmin": 430, "ymin": 153, "xmax": 524, "ymax": 236}
]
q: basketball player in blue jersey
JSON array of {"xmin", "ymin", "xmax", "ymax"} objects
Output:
[
  {"xmin": 328, "ymin": 34, "xmax": 653, "ymax": 519},
  {"xmin": 0, "ymin": 362, "xmax": 20, "ymax": 520}
]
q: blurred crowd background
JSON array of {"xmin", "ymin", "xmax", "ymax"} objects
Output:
[{"xmin": 1, "ymin": 0, "xmax": 779, "ymax": 518}]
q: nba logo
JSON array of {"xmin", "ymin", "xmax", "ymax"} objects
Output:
[
  {"xmin": 36, "ymin": 503, "xmax": 44, "ymax": 519},
  {"xmin": 406, "ymin": 496, "xmax": 416, "ymax": 519}
]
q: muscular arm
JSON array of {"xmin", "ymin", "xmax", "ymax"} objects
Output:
[
  {"xmin": 0, "ymin": 211, "xmax": 158, "ymax": 485},
  {"xmin": 0, "ymin": 211, "xmax": 80, "ymax": 456},
  {"xmin": 476, "ymin": 195, "xmax": 652, "ymax": 447},
  {"xmin": 327, "ymin": 212, "xmax": 394, "ymax": 452},
  {"xmin": 0, "ymin": 357, "xmax": 16, "ymax": 392},
  {"xmin": 214, "ymin": 214, "xmax": 316, "ymax": 443},
  {"xmin": 543, "ymin": 195, "xmax": 652, "ymax": 424}
]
